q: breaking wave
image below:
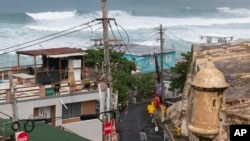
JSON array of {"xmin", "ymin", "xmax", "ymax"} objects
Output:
[{"xmin": 26, "ymin": 11, "xmax": 77, "ymax": 20}]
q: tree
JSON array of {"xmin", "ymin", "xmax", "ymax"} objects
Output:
[
  {"xmin": 84, "ymin": 48, "xmax": 136, "ymax": 103},
  {"xmin": 84, "ymin": 49, "xmax": 104, "ymax": 67},
  {"xmin": 135, "ymin": 73, "xmax": 155, "ymax": 100},
  {"xmin": 112, "ymin": 69, "xmax": 135, "ymax": 102},
  {"xmin": 169, "ymin": 52, "xmax": 192, "ymax": 92}
]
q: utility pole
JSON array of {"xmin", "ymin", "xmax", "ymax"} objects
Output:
[
  {"xmin": 9, "ymin": 71, "xmax": 18, "ymax": 122},
  {"xmin": 101, "ymin": 0, "xmax": 112, "ymax": 141},
  {"xmin": 9, "ymin": 71, "xmax": 19, "ymax": 141},
  {"xmin": 101, "ymin": 0, "xmax": 111, "ymax": 84},
  {"xmin": 159, "ymin": 24, "xmax": 166, "ymax": 122},
  {"xmin": 159, "ymin": 24, "xmax": 165, "ymax": 103},
  {"xmin": 102, "ymin": 0, "xmax": 110, "ymax": 115}
]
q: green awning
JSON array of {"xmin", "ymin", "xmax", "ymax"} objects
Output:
[{"xmin": 0, "ymin": 119, "xmax": 90, "ymax": 141}]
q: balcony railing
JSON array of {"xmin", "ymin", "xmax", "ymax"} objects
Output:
[{"xmin": 0, "ymin": 66, "xmax": 105, "ymax": 102}]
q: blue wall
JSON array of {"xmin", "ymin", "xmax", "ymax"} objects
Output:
[{"xmin": 123, "ymin": 51, "xmax": 175, "ymax": 74}]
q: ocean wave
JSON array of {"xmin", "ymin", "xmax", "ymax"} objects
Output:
[
  {"xmin": 25, "ymin": 10, "xmax": 132, "ymax": 31},
  {"xmin": 26, "ymin": 10, "xmax": 77, "ymax": 20},
  {"xmin": 0, "ymin": 12, "xmax": 33, "ymax": 24},
  {"xmin": 164, "ymin": 17, "xmax": 250, "ymax": 27},
  {"xmin": 217, "ymin": 7, "xmax": 250, "ymax": 16},
  {"xmin": 24, "ymin": 9, "xmax": 250, "ymax": 32},
  {"xmin": 112, "ymin": 11, "xmax": 250, "ymax": 29},
  {"xmin": 95, "ymin": 10, "xmax": 250, "ymax": 28}
]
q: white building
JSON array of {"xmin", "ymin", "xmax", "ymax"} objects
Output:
[
  {"xmin": 0, "ymin": 91, "xmax": 103, "ymax": 141},
  {"xmin": 0, "ymin": 47, "xmax": 117, "ymax": 141},
  {"xmin": 199, "ymin": 34, "xmax": 234, "ymax": 44}
]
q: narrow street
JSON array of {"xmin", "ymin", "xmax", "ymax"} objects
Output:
[{"xmin": 116, "ymin": 103, "xmax": 164, "ymax": 141}]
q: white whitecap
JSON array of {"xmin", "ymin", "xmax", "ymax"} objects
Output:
[
  {"xmin": 26, "ymin": 11, "xmax": 77, "ymax": 20},
  {"xmin": 217, "ymin": 7, "xmax": 250, "ymax": 16}
]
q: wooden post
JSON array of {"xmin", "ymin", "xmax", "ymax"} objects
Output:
[
  {"xmin": 6, "ymin": 89, "xmax": 11, "ymax": 102},
  {"xmin": 8, "ymin": 71, "xmax": 18, "ymax": 121},
  {"xmin": 39, "ymin": 85, "xmax": 45, "ymax": 98},
  {"xmin": 159, "ymin": 24, "xmax": 165, "ymax": 103}
]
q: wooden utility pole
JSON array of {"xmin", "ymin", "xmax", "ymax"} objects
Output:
[
  {"xmin": 159, "ymin": 24, "xmax": 165, "ymax": 103},
  {"xmin": 101, "ymin": 0, "xmax": 111, "ymax": 115},
  {"xmin": 102, "ymin": 0, "xmax": 110, "ymax": 81},
  {"xmin": 101, "ymin": 0, "xmax": 112, "ymax": 141},
  {"xmin": 9, "ymin": 71, "xmax": 18, "ymax": 121}
]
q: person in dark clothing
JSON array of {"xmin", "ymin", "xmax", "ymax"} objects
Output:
[
  {"xmin": 53, "ymin": 83, "xmax": 60, "ymax": 95},
  {"xmin": 140, "ymin": 129, "xmax": 147, "ymax": 141}
]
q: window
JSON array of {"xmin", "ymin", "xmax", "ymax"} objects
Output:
[
  {"xmin": 166, "ymin": 55, "xmax": 172, "ymax": 62},
  {"xmin": 207, "ymin": 37, "xmax": 212, "ymax": 43},
  {"xmin": 218, "ymin": 38, "xmax": 223, "ymax": 43},
  {"xmin": 150, "ymin": 56, "xmax": 155, "ymax": 64},
  {"xmin": 212, "ymin": 99, "xmax": 216, "ymax": 107},
  {"xmin": 62, "ymin": 102, "xmax": 81, "ymax": 119},
  {"xmin": 132, "ymin": 58, "xmax": 136, "ymax": 62},
  {"xmin": 38, "ymin": 107, "xmax": 50, "ymax": 118}
]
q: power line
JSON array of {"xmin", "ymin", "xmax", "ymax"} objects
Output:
[
  {"xmin": 131, "ymin": 29, "xmax": 158, "ymax": 44},
  {"xmin": 0, "ymin": 20, "xmax": 97, "ymax": 52},
  {"xmin": 1, "ymin": 22, "xmax": 102, "ymax": 54},
  {"xmin": 114, "ymin": 20, "xmax": 130, "ymax": 45},
  {"xmin": 165, "ymin": 29, "xmax": 193, "ymax": 44},
  {"xmin": 108, "ymin": 20, "xmax": 120, "ymax": 51}
]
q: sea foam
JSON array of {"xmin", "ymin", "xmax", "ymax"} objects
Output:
[
  {"xmin": 217, "ymin": 7, "xmax": 250, "ymax": 16},
  {"xmin": 26, "ymin": 11, "xmax": 77, "ymax": 20}
]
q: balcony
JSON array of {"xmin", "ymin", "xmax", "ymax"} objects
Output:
[{"xmin": 0, "ymin": 47, "xmax": 106, "ymax": 103}]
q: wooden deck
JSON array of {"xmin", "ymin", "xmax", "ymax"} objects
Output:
[
  {"xmin": 0, "ymin": 62, "xmax": 105, "ymax": 103},
  {"xmin": 0, "ymin": 78, "xmax": 102, "ymax": 103}
]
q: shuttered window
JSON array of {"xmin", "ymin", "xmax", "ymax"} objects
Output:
[
  {"xmin": 62, "ymin": 102, "xmax": 81, "ymax": 119},
  {"xmin": 150, "ymin": 56, "xmax": 155, "ymax": 64},
  {"xmin": 166, "ymin": 54, "xmax": 172, "ymax": 62}
]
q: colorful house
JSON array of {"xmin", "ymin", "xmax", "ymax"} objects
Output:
[
  {"xmin": 122, "ymin": 44, "xmax": 176, "ymax": 74},
  {"xmin": 0, "ymin": 47, "xmax": 116, "ymax": 141}
]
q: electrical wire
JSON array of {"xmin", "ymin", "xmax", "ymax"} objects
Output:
[
  {"xmin": 165, "ymin": 29, "xmax": 193, "ymax": 44},
  {"xmin": 94, "ymin": 26, "xmax": 103, "ymax": 39},
  {"xmin": 114, "ymin": 20, "xmax": 130, "ymax": 45},
  {"xmin": 131, "ymin": 28, "xmax": 158, "ymax": 44},
  {"xmin": 108, "ymin": 20, "xmax": 120, "ymax": 51},
  {"xmin": 87, "ymin": 24, "xmax": 95, "ymax": 48},
  {"xmin": 0, "ymin": 20, "xmax": 97, "ymax": 52},
  {"xmin": 2, "ymin": 22, "xmax": 102, "ymax": 54}
]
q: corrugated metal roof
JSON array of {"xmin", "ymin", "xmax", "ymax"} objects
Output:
[
  {"xmin": 16, "ymin": 47, "xmax": 86, "ymax": 56},
  {"xmin": 124, "ymin": 44, "xmax": 175, "ymax": 56},
  {"xmin": 0, "ymin": 119, "xmax": 91, "ymax": 141},
  {"xmin": 93, "ymin": 44, "xmax": 176, "ymax": 56}
]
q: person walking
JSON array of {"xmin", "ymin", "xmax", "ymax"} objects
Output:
[
  {"xmin": 153, "ymin": 94, "xmax": 161, "ymax": 109},
  {"xmin": 140, "ymin": 129, "xmax": 147, "ymax": 141}
]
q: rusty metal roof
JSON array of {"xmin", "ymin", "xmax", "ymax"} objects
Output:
[{"xmin": 16, "ymin": 47, "xmax": 85, "ymax": 56}]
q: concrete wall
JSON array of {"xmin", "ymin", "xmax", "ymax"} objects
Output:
[
  {"xmin": 0, "ymin": 91, "xmax": 104, "ymax": 139},
  {"xmin": 63, "ymin": 119, "xmax": 102, "ymax": 141}
]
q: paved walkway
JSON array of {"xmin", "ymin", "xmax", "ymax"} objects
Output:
[
  {"xmin": 163, "ymin": 120, "xmax": 188, "ymax": 141},
  {"xmin": 116, "ymin": 103, "xmax": 164, "ymax": 141},
  {"xmin": 115, "ymin": 102, "xmax": 189, "ymax": 141}
]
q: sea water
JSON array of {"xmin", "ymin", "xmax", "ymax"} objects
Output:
[{"xmin": 1, "ymin": 0, "xmax": 250, "ymax": 67}]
